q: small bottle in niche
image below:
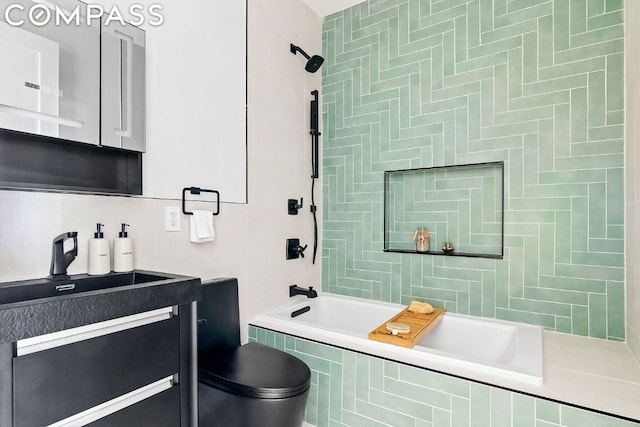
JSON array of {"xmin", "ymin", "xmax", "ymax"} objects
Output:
[{"xmin": 412, "ymin": 228, "xmax": 429, "ymax": 252}]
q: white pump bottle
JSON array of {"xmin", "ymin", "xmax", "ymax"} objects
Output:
[
  {"xmin": 113, "ymin": 223, "xmax": 134, "ymax": 272},
  {"xmin": 88, "ymin": 223, "xmax": 111, "ymax": 275}
]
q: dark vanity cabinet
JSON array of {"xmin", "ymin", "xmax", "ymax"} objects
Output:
[{"xmin": 1, "ymin": 304, "xmax": 194, "ymax": 426}]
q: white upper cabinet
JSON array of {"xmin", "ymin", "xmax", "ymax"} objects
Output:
[
  {"xmin": 0, "ymin": 0, "xmax": 101, "ymax": 145},
  {"xmin": 139, "ymin": 1, "xmax": 247, "ymax": 203},
  {"xmin": 0, "ymin": 0, "xmax": 248, "ymax": 202},
  {"xmin": 100, "ymin": 18, "xmax": 145, "ymax": 152}
]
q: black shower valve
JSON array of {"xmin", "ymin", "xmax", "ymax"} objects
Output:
[
  {"xmin": 297, "ymin": 244, "xmax": 308, "ymax": 258},
  {"xmin": 288, "ymin": 198, "xmax": 304, "ymax": 215},
  {"xmin": 286, "ymin": 238, "xmax": 307, "ymax": 260}
]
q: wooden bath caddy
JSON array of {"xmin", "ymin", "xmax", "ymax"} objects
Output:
[{"xmin": 368, "ymin": 307, "xmax": 445, "ymax": 348}]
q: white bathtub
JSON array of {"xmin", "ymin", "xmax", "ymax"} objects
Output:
[{"xmin": 251, "ymin": 294, "xmax": 543, "ymax": 385}]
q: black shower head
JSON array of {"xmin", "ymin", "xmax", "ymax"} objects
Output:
[
  {"xmin": 305, "ymin": 55, "xmax": 325, "ymax": 73},
  {"xmin": 290, "ymin": 43, "xmax": 325, "ymax": 73}
]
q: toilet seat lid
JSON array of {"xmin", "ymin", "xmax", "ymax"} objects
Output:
[{"xmin": 199, "ymin": 342, "xmax": 311, "ymax": 399}]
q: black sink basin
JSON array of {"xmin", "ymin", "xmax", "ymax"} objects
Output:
[
  {"xmin": 0, "ymin": 269, "xmax": 201, "ymax": 345},
  {"xmin": 0, "ymin": 271, "xmax": 173, "ymax": 305}
]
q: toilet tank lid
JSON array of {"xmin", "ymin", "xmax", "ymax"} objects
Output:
[{"xmin": 199, "ymin": 342, "xmax": 311, "ymax": 399}]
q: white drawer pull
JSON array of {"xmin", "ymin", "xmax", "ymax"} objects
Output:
[
  {"xmin": 46, "ymin": 376, "xmax": 175, "ymax": 427},
  {"xmin": 17, "ymin": 307, "xmax": 173, "ymax": 356}
]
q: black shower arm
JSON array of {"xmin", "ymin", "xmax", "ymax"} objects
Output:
[{"xmin": 290, "ymin": 43, "xmax": 311, "ymax": 60}]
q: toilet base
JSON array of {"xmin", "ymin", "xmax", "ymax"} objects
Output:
[{"xmin": 198, "ymin": 382, "xmax": 309, "ymax": 427}]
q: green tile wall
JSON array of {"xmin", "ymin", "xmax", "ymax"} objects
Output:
[
  {"xmin": 321, "ymin": 0, "xmax": 625, "ymax": 339},
  {"xmin": 251, "ymin": 326, "xmax": 637, "ymax": 427}
]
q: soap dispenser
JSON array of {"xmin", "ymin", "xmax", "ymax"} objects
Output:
[
  {"xmin": 88, "ymin": 223, "xmax": 111, "ymax": 275},
  {"xmin": 114, "ymin": 223, "xmax": 134, "ymax": 272}
]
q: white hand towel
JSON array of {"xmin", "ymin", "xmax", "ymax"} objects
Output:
[{"xmin": 190, "ymin": 210, "xmax": 215, "ymax": 243}]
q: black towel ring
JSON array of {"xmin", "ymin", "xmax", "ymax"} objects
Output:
[{"xmin": 182, "ymin": 187, "xmax": 220, "ymax": 216}]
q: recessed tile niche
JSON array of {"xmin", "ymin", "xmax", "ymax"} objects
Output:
[{"xmin": 384, "ymin": 162, "xmax": 504, "ymax": 259}]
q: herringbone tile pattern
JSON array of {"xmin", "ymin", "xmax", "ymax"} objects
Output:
[
  {"xmin": 322, "ymin": 0, "xmax": 625, "ymax": 339},
  {"xmin": 251, "ymin": 327, "xmax": 637, "ymax": 426}
]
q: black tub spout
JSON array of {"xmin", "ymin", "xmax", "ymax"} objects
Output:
[{"xmin": 289, "ymin": 284, "xmax": 318, "ymax": 298}]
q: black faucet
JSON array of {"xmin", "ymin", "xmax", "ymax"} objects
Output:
[
  {"xmin": 289, "ymin": 284, "xmax": 318, "ymax": 298},
  {"xmin": 49, "ymin": 232, "xmax": 78, "ymax": 280}
]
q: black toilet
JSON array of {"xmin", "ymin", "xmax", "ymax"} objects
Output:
[{"xmin": 197, "ymin": 278, "xmax": 311, "ymax": 427}]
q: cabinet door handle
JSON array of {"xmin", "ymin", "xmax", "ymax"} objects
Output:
[
  {"xmin": 47, "ymin": 376, "xmax": 175, "ymax": 427},
  {"xmin": 17, "ymin": 307, "xmax": 173, "ymax": 356},
  {"xmin": 114, "ymin": 30, "xmax": 133, "ymax": 139}
]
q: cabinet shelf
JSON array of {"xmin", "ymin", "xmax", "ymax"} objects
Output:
[
  {"xmin": 383, "ymin": 248, "xmax": 503, "ymax": 259},
  {"xmin": 384, "ymin": 162, "xmax": 504, "ymax": 259}
]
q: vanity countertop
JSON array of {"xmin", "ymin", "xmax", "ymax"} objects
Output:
[{"xmin": 0, "ymin": 270, "xmax": 201, "ymax": 344}]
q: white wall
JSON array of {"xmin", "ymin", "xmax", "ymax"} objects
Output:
[
  {"xmin": 0, "ymin": 0, "xmax": 322, "ymax": 341},
  {"xmin": 302, "ymin": 0, "xmax": 365, "ymax": 17},
  {"xmin": 625, "ymin": 0, "xmax": 640, "ymax": 363},
  {"xmin": 245, "ymin": 0, "xmax": 322, "ymax": 325}
]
